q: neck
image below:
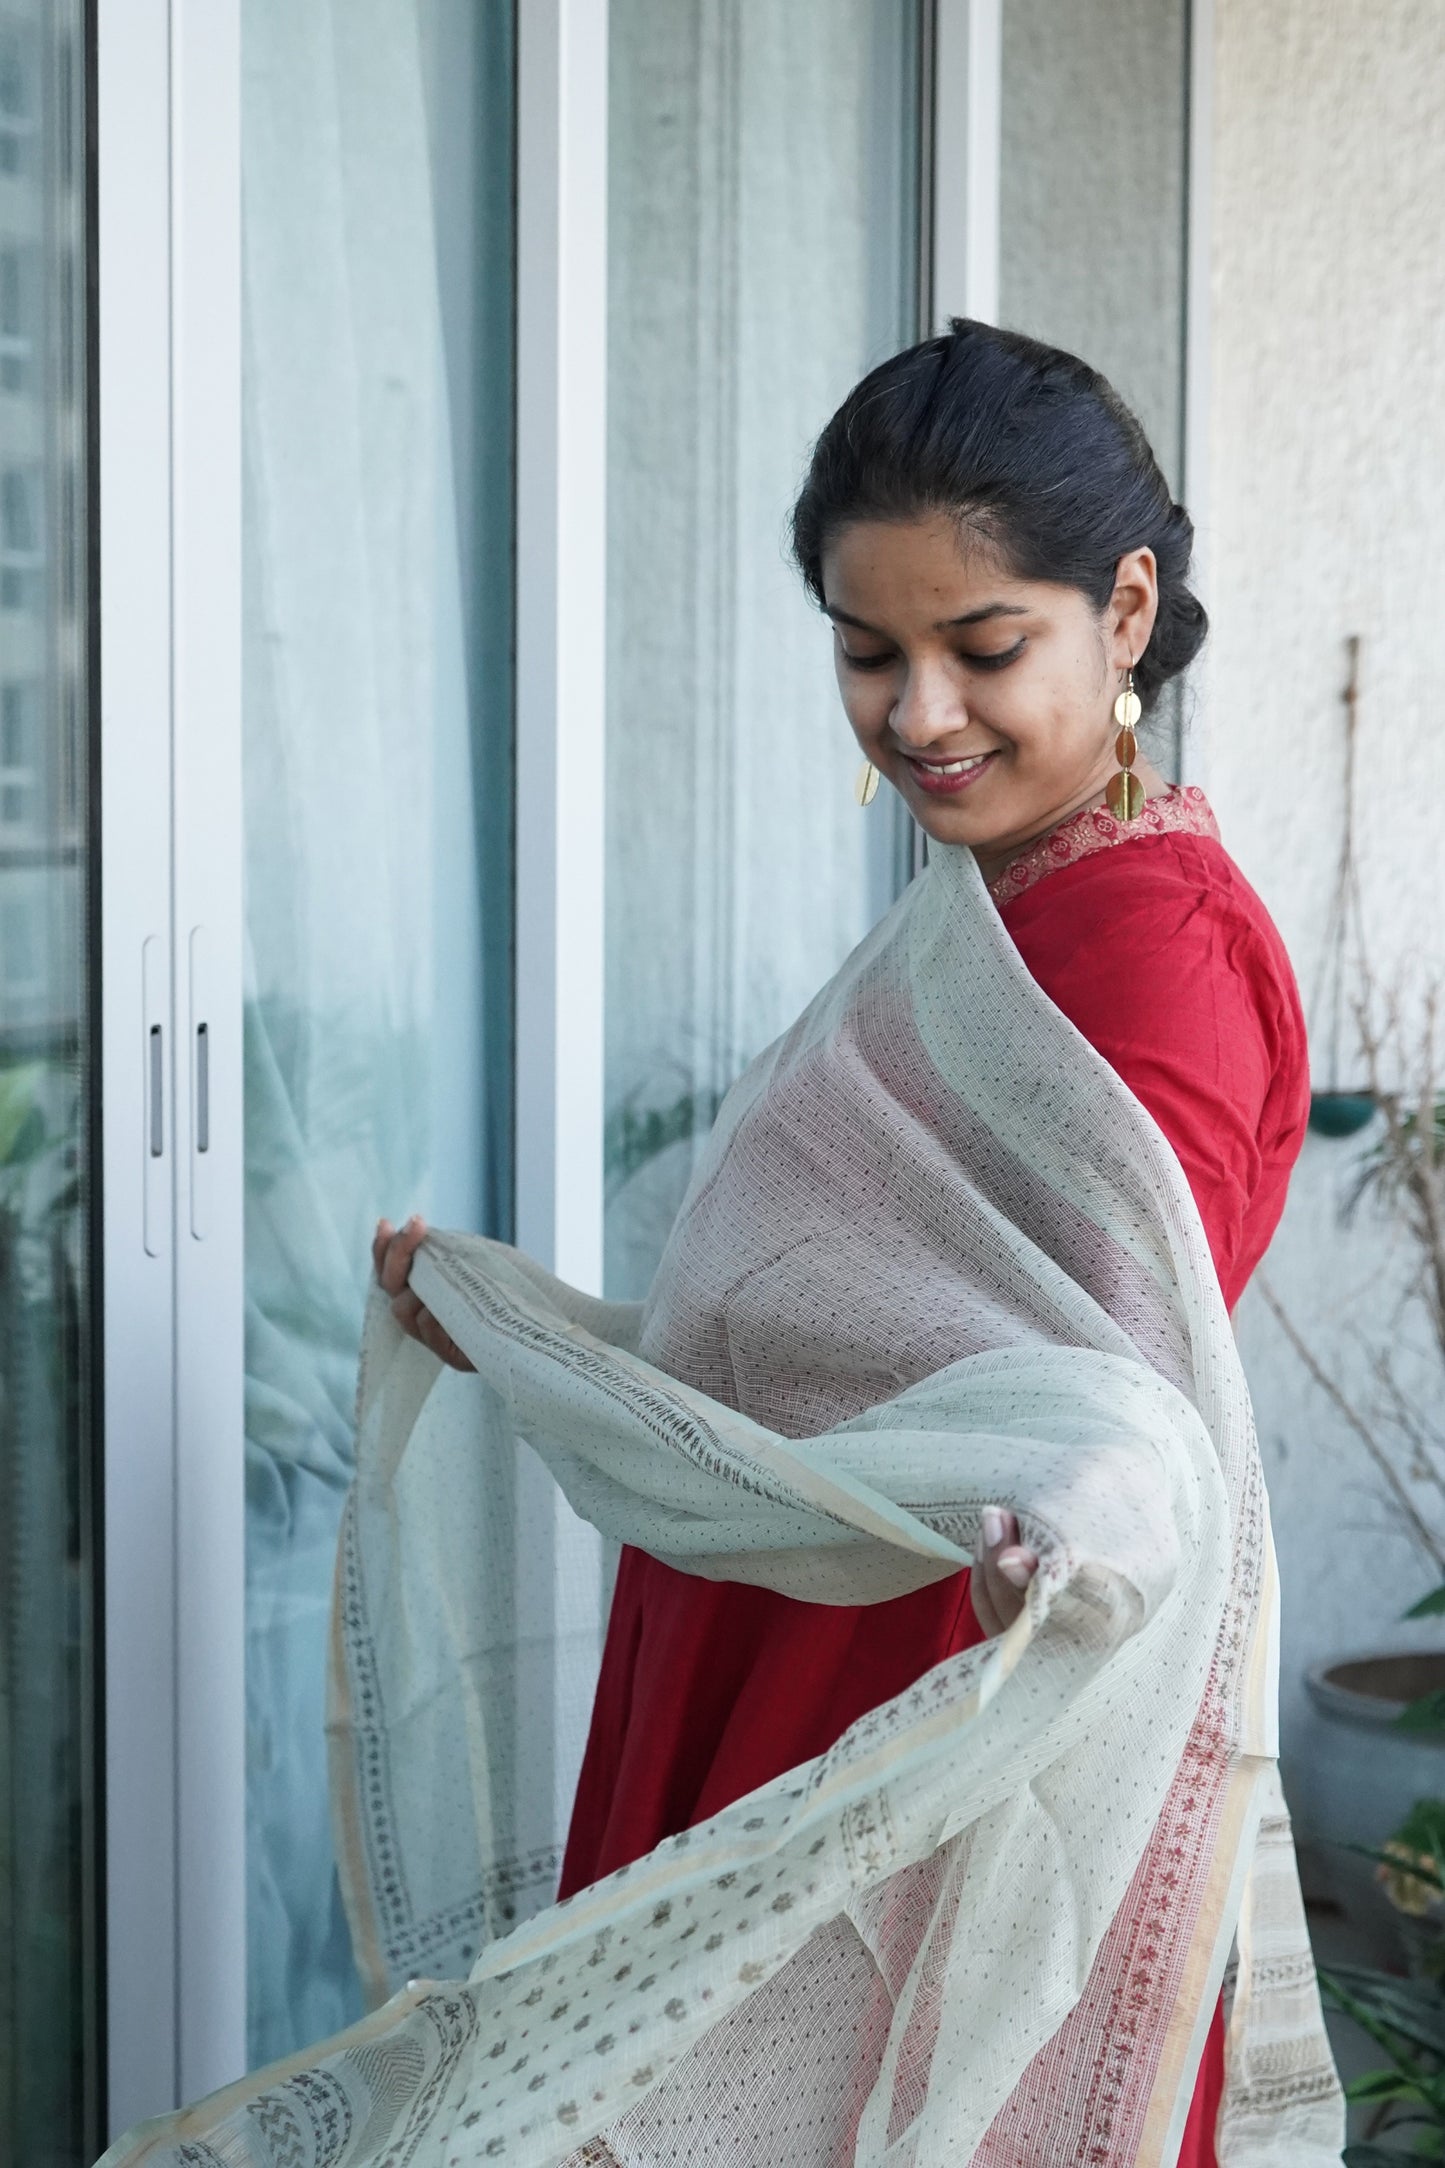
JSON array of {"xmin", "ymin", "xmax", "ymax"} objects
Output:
[{"xmin": 968, "ymin": 754, "xmax": 1170, "ymax": 886}]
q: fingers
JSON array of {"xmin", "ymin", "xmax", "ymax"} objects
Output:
[
  {"xmin": 371, "ymin": 1215, "xmax": 471, "ymax": 1369},
  {"xmin": 412, "ymin": 1306, "xmax": 475, "ymax": 1373},
  {"xmin": 972, "ymin": 1504, "xmax": 1039, "ymax": 1638},
  {"xmin": 375, "ymin": 1214, "xmax": 428, "ymax": 1297},
  {"xmin": 387, "ymin": 1284, "xmax": 476, "ymax": 1372}
]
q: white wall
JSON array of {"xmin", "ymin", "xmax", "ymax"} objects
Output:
[{"xmin": 1205, "ymin": 0, "xmax": 1445, "ymax": 1838}]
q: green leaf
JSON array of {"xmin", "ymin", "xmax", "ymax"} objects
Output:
[
  {"xmin": 1343, "ymin": 2148, "xmax": 1438, "ymax": 2167},
  {"xmin": 1343, "ymin": 1840, "xmax": 1445, "ymax": 1891},
  {"xmin": 1398, "ymin": 1694, "xmax": 1445, "ymax": 1736},
  {"xmin": 1347, "ymin": 2069, "xmax": 1431, "ymax": 2103},
  {"xmin": 0, "ymin": 1099, "xmax": 45, "ymax": 1169},
  {"xmin": 1406, "ymin": 1585, "xmax": 1445, "ymax": 1620},
  {"xmin": 1321, "ymin": 1965, "xmax": 1445, "ymax": 2061}
]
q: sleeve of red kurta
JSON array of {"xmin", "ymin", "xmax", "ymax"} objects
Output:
[{"xmin": 998, "ymin": 833, "xmax": 1309, "ymax": 1311}]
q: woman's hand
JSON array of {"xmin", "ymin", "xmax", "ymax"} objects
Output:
[
  {"xmin": 372, "ymin": 1216, "xmax": 476, "ymax": 1372},
  {"xmin": 970, "ymin": 1505, "xmax": 1039, "ymax": 1637}
]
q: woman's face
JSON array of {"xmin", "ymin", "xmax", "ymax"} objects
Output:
[{"xmin": 821, "ymin": 513, "xmax": 1160, "ymax": 874}]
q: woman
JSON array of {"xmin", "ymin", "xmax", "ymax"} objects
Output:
[
  {"xmin": 370, "ymin": 325, "xmax": 1333, "ymax": 2161},
  {"xmin": 106, "ymin": 324, "xmax": 1341, "ymax": 2167}
]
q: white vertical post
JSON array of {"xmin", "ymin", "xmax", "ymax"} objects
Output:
[
  {"xmin": 931, "ymin": 0, "xmax": 1002, "ymax": 328},
  {"xmin": 170, "ymin": 0, "xmax": 246, "ymax": 2101},
  {"xmin": 513, "ymin": 0, "xmax": 610, "ymax": 1831},
  {"xmin": 514, "ymin": 0, "xmax": 608, "ymax": 1296},
  {"xmin": 1180, "ymin": 0, "xmax": 1214, "ymax": 789},
  {"xmin": 100, "ymin": 0, "xmax": 246, "ymax": 2128},
  {"xmin": 98, "ymin": 0, "xmax": 180, "ymax": 2132}
]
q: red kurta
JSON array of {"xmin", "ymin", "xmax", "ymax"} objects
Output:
[{"xmin": 561, "ymin": 797, "xmax": 1310, "ymax": 2165}]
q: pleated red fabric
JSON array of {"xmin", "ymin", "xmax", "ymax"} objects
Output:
[{"xmin": 561, "ymin": 815, "xmax": 1309, "ymax": 2166}]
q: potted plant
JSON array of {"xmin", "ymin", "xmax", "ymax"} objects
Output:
[
  {"xmin": 1265, "ymin": 988, "xmax": 1445, "ymax": 1943},
  {"xmin": 1320, "ymin": 1787, "xmax": 1445, "ymax": 2160}
]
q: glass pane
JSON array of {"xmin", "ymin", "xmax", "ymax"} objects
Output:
[
  {"xmin": 241, "ymin": 0, "xmax": 514, "ymax": 2067},
  {"xmin": 604, "ymin": 0, "xmax": 923, "ymax": 1300},
  {"xmin": 0, "ymin": 5, "xmax": 100, "ymax": 2162},
  {"xmin": 997, "ymin": 0, "xmax": 1190, "ymax": 492}
]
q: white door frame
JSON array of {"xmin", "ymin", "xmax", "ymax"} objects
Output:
[
  {"xmin": 929, "ymin": 0, "xmax": 1002, "ymax": 329},
  {"xmin": 98, "ymin": 0, "xmax": 184, "ymax": 2128},
  {"xmin": 513, "ymin": 0, "xmax": 608, "ymax": 1294},
  {"xmin": 99, "ymin": 0, "xmax": 246, "ymax": 2131},
  {"xmin": 168, "ymin": 0, "xmax": 247, "ymax": 2111}
]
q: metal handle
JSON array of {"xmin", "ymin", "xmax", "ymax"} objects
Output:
[
  {"xmin": 148, "ymin": 1024, "xmax": 164, "ymax": 1156},
  {"xmin": 189, "ymin": 928, "xmax": 212, "ymax": 1240},
  {"xmin": 195, "ymin": 1022, "xmax": 209, "ymax": 1154},
  {"xmin": 142, "ymin": 935, "xmax": 167, "ymax": 1256}
]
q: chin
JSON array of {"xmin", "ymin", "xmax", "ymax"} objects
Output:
[{"xmin": 907, "ymin": 795, "xmax": 999, "ymax": 851}]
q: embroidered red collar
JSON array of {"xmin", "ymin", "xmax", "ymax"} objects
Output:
[{"xmin": 986, "ymin": 783, "xmax": 1220, "ymax": 908}]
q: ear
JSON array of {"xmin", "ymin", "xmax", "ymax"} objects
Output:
[{"xmin": 1108, "ymin": 547, "xmax": 1159, "ymax": 674}]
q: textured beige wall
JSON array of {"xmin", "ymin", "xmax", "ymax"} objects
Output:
[{"xmin": 1206, "ymin": 0, "xmax": 1445, "ymax": 1838}]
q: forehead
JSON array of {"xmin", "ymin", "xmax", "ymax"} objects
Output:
[{"xmin": 821, "ymin": 513, "xmax": 1038, "ymax": 621}]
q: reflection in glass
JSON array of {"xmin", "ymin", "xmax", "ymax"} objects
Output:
[
  {"xmin": 0, "ymin": 4, "xmax": 100, "ymax": 2162},
  {"xmin": 604, "ymin": 0, "xmax": 923, "ymax": 1301},
  {"xmin": 998, "ymin": 0, "xmax": 1189, "ymax": 491},
  {"xmin": 997, "ymin": 0, "xmax": 1191, "ymax": 770},
  {"xmin": 241, "ymin": 0, "xmax": 514, "ymax": 2065}
]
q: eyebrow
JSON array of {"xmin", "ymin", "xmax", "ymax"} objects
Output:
[{"xmin": 824, "ymin": 602, "xmax": 1031, "ymax": 634}]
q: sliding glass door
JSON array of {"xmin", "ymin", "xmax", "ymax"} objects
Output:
[
  {"xmin": 0, "ymin": 3, "xmax": 100, "ymax": 2160},
  {"xmin": 997, "ymin": 0, "xmax": 1190, "ymax": 489},
  {"xmin": 87, "ymin": 0, "xmax": 1202, "ymax": 2137},
  {"xmin": 603, "ymin": 0, "xmax": 925, "ymax": 1299},
  {"xmin": 239, "ymin": 0, "xmax": 516, "ymax": 2067},
  {"xmin": 995, "ymin": 0, "xmax": 1192, "ymax": 765}
]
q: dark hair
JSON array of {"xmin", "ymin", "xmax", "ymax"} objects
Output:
[{"xmin": 791, "ymin": 318, "xmax": 1206, "ymax": 712}]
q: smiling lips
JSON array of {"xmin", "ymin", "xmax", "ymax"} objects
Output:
[{"xmin": 904, "ymin": 750, "xmax": 998, "ymax": 797}]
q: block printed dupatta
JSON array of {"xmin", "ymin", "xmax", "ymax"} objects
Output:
[{"xmin": 101, "ymin": 840, "xmax": 1344, "ymax": 2167}]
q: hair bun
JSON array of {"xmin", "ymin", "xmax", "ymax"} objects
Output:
[{"xmin": 793, "ymin": 320, "xmax": 1208, "ymax": 714}]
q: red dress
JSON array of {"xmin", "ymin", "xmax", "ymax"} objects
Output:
[{"xmin": 561, "ymin": 797, "xmax": 1310, "ymax": 2164}]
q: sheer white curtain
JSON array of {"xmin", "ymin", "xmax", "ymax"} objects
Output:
[
  {"xmin": 241, "ymin": 0, "xmax": 506, "ymax": 2066},
  {"xmin": 997, "ymin": 0, "xmax": 1191, "ymax": 774},
  {"xmin": 603, "ymin": 0, "xmax": 921, "ymax": 1300},
  {"xmin": 998, "ymin": 0, "xmax": 1189, "ymax": 488}
]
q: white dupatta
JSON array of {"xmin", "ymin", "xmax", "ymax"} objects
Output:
[{"xmin": 102, "ymin": 841, "xmax": 1343, "ymax": 2166}]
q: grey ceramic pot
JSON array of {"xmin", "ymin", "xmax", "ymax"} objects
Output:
[{"xmin": 1298, "ymin": 1653, "xmax": 1445, "ymax": 1954}]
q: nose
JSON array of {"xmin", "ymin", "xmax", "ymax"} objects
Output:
[{"xmin": 888, "ymin": 659, "xmax": 970, "ymax": 750}]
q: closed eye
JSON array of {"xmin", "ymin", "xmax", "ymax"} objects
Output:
[
  {"xmin": 966, "ymin": 638, "xmax": 1027, "ymax": 671},
  {"xmin": 840, "ymin": 638, "xmax": 1027, "ymax": 674}
]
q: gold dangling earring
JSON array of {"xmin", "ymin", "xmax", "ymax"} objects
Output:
[
  {"xmin": 854, "ymin": 759, "xmax": 880, "ymax": 807},
  {"xmin": 1106, "ymin": 668, "xmax": 1143, "ymax": 821}
]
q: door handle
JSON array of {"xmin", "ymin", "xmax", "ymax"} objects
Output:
[
  {"xmin": 142, "ymin": 935, "xmax": 167, "ymax": 1256},
  {"xmin": 189, "ymin": 927, "xmax": 210, "ymax": 1239}
]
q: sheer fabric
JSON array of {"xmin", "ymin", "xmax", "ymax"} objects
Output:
[
  {"xmin": 604, "ymin": 0, "xmax": 921, "ymax": 1300},
  {"xmin": 558, "ymin": 793, "xmax": 1313, "ymax": 2164},
  {"xmin": 102, "ymin": 832, "xmax": 1342, "ymax": 2164},
  {"xmin": 241, "ymin": 0, "xmax": 511, "ymax": 2062}
]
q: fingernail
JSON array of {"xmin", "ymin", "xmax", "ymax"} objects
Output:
[
  {"xmin": 999, "ymin": 1552, "xmax": 1034, "ymax": 1590},
  {"xmin": 981, "ymin": 1507, "xmax": 1005, "ymax": 1548}
]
